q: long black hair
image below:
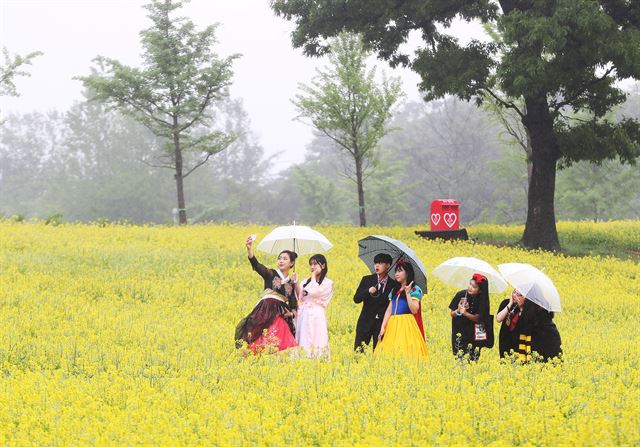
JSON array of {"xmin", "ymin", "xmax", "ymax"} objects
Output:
[
  {"xmin": 303, "ymin": 254, "xmax": 328, "ymax": 287},
  {"xmin": 469, "ymin": 273, "xmax": 490, "ymax": 321},
  {"xmin": 521, "ymin": 298, "xmax": 555, "ymax": 323}
]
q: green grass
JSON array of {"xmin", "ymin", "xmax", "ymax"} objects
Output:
[{"xmin": 468, "ymin": 220, "xmax": 640, "ymax": 261}]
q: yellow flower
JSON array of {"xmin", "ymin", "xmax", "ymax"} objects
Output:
[{"xmin": 0, "ymin": 221, "xmax": 638, "ymax": 445}]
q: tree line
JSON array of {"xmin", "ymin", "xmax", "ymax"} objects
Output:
[
  {"xmin": 2, "ymin": 90, "xmax": 638, "ymax": 225},
  {"xmin": 1, "ymin": 0, "xmax": 639, "ymax": 252}
]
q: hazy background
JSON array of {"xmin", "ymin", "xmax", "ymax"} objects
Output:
[
  {"xmin": 1, "ymin": 0, "xmax": 638, "ymax": 226},
  {"xmin": 2, "ymin": 0, "xmax": 482, "ymax": 164}
]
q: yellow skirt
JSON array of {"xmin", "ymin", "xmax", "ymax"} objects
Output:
[{"xmin": 376, "ymin": 314, "xmax": 428, "ymax": 359}]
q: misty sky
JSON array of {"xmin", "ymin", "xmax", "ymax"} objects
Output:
[{"xmin": 1, "ymin": 0, "xmax": 486, "ymax": 165}]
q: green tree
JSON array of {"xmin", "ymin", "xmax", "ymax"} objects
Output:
[
  {"xmin": 0, "ymin": 47, "xmax": 42, "ymax": 98},
  {"xmin": 0, "ymin": 47, "xmax": 42, "ymax": 122},
  {"xmin": 293, "ymin": 32, "xmax": 403, "ymax": 226},
  {"xmin": 272, "ymin": 0, "xmax": 640, "ymax": 249},
  {"xmin": 286, "ymin": 133, "xmax": 356, "ymax": 225},
  {"xmin": 189, "ymin": 99, "xmax": 273, "ymax": 223},
  {"xmin": 363, "ymin": 153, "xmax": 410, "ymax": 225},
  {"xmin": 78, "ymin": 0, "xmax": 238, "ymax": 224},
  {"xmin": 292, "ymin": 166, "xmax": 353, "ymax": 224},
  {"xmin": 481, "ymin": 148, "xmax": 529, "ymax": 223},
  {"xmin": 381, "ymin": 98, "xmax": 505, "ymax": 225},
  {"xmin": 61, "ymin": 93, "xmax": 174, "ymax": 222},
  {"xmin": 0, "ymin": 111, "xmax": 65, "ymax": 217},
  {"xmin": 286, "ymin": 131, "xmax": 411, "ymax": 226},
  {"xmin": 556, "ymin": 160, "xmax": 640, "ymax": 222}
]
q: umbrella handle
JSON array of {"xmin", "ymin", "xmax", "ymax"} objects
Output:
[{"xmin": 389, "ymin": 253, "xmax": 407, "ymax": 273}]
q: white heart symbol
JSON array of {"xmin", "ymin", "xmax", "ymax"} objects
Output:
[
  {"xmin": 431, "ymin": 213, "xmax": 441, "ymax": 226},
  {"xmin": 443, "ymin": 213, "xmax": 457, "ymax": 228}
]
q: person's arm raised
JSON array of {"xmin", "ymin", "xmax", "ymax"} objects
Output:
[
  {"xmin": 246, "ymin": 236, "xmax": 270, "ymax": 279},
  {"xmin": 497, "ymin": 295, "xmax": 515, "ymax": 323},
  {"xmin": 496, "ymin": 305, "xmax": 510, "ymax": 323},
  {"xmin": 405, "ymin": 282, "xmax": 420, "ymax": 314},
  {"xmin": 245, "ymin": 235, "xmax": 255, "ymax": 258}
]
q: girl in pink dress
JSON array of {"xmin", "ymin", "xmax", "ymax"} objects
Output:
[{"xmin": 295, "ymin": 254, "xmax": 333, "ymax": 358}]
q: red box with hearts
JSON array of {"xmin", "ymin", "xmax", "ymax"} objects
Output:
[{"xmin": 430, "ymin": 199, "xmax": 460, "ymax": 231}]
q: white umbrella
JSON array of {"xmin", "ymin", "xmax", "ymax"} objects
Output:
[
  {"xmin": 432, "ymin": 257, "xmax": 509, "ymax": 293},
  {"xmin": 257, "ymin": 224, "xmax": 332, "ymax": 256},
  {"xmin": 497, "ymin": 263, "xmax": 562, "ymax": 312}
]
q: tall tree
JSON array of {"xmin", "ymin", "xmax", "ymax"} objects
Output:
[
  {"xmin": 293, "ymin": 32, "xmax": 403, "ymax": 226},
  {"xmin": 78, "ymin": 0, "xmax": 238, "ymax": 224},
  {"xmin": 272, "ymin": 0, "xmax": 640, "ymax": 249}
]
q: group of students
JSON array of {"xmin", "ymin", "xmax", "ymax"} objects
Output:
[
  {"xmin": 448, "ymin": 275, "xmax": 563, "ymax": 362},
  {"xmin": 235, "ymin": 236, "xmax": 563, "ymax": 362}
]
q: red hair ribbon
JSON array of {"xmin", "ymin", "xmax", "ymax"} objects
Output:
[{"xmin": 472, "ymin": 273, "xmax": 488, "ymax": 284}]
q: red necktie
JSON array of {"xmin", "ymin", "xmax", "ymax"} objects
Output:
[{"xmin": 508, "ymin": 312, "xmax": 520, "ymax": 331}]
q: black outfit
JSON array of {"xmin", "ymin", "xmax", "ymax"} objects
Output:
[
  {"xmin": 248, "ymin": 255, "xmax": 298, "ymax": 335},
  {"xmin": 519, "ymin": 302, "xmax": 562, "ymax": 362},
  {"xmin": 353, "ymin": 274, "xmax": 399, "ymax": 351},
  {"xmin": 497, "ymin": 299, "xmax": 519, "ymax": 358},
  {"xmin": 449, "ymin": 290, "xmax": 490, "ymax": 361}
]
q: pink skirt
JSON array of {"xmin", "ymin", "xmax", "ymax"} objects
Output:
[{"xmin": 248, "ymin": 315, "xmax": 297, "ymax": 354}]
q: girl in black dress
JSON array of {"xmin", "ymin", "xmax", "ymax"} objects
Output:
[
  {"xmin": 448, "ymin": 273, "xmax": 491, "ymax": 361},
  {"xmin": 235, "ymin": 236, "xmax": 299, "ymax": 353},
  {"xmin": 497, "ymin": 288, "xmax": 563, "ymax": 362}
]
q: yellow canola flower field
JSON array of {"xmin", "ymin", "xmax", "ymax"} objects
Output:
[{"xmin": 0, "ymin": 222, "xmax": 638, "ymax": 446}]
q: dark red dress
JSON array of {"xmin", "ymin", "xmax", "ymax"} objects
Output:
[{"xmin": 235, "ymin": 256, "xmax": 298, "ymax": 353}]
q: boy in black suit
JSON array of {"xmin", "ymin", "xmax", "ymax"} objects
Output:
[{"xmin": 353, "ymin": 253, "xmax": 399, "ymax": 351}]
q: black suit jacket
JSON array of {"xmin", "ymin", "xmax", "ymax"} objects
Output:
[{"xmin": 353, "ymin": 274, "xmax": 400, "ymax": 332}]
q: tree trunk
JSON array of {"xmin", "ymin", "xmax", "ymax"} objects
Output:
[
  {"xmin": 173, "ymin": 131, "xmax": 187, "ymax": 225},
  {"xmin": 355, "ymin": 156, "xmax": 367, "ymax": 226},
  {"xmin": 521, "ymin": 96, "xmax": 560, "ymax": 250},
  {"xmin": 525, "ymin": 120, "xmax": 533, "ymax": 186}
]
